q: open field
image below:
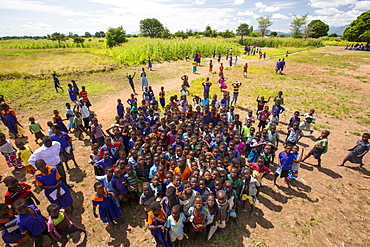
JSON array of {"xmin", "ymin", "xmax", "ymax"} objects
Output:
[{"xmin": 0, "ymin": 38, "xmax": 369, "ymax": 247}]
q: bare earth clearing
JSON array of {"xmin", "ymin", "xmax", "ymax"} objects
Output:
[{"xmin": 0, "ymin": 46, "xmax": 369, "ymax": 247}]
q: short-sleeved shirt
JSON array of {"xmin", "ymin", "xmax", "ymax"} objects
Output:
[
  {"xmin": 257, "ymin": 100, "xmax": 268, "ymax": 111},
  {"xmin": 112, "ymin": 176, "xmax": 127, "ymax": 195},
  {"xmin": 68, "ymin": 88, "xmax": 77, "ymax": 101},
  {"xmin": 227, "ymin": 174, "xmax": 243, "ymax": 189},
  {"xmin": 117, "ymin": 104, "xmax": 124, "ymax": 115},
  {"xmin": 17, "ymin": 205, "xmax": 47, "ymax": 237},
  {"xmin": 94, "ymin": 157, "xmax": 114, "ymax": 170},
  {"xmin": 51, "ymin": 132, "xmax": 71, "ymax": 152},
  {"xmin": 165, "ymin": 212, "xmax": 186, "ymax": 236},
  {"xmin": 91, "ymin": 124, "xmax": 104, "ymax": 139},
  {"xmin": 17, "ymin": 145, "xmax": 33, "ymax": 166},
  {"xmin": 174, "ymin": 166, "xmax": 191, "ymax": 182},
  {"xmin": 316, "ymin": 137, "xmax": 328, "ymax": 147},
  {"xmin": 258, "ymin": 110, "xmax": 271, "ymax": 121},
  {"xmin": 287, "ymin": 129, "xmax": 302, "ymax": 143},
  {"xmin": 28, "ymin": 122, "xmax": 42, "ymax": 133},
  {"xmin": 278, "ymin": 151, "xmax": 295, "ymax": 170},
  {"xmin": 79, "ymin": 91, "xmax": 88, "ymax": 101},
  {"xmin": 203, "ymin": 83, "xmax": 211, "ymax": 92},
  {"xmin": 267, "ymin": 131, "xmax": 280, "ymax": 146},
  {"xmin": 73, "ymin": 117, "xmax": 83, "ymax": 126},
  {"xmin": 147, "ymin": 210, "xmax": 166, "ymax": 225}
]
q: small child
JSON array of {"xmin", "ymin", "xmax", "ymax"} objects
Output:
[
  {"xmin": 3, "ymin": 176, "xmax": 40, "ymax": 206},
  {"xmin": 47, "ymin": 203, "xmax": 89, "ymax": 247},
  {"xmin": 288, "ymin": 111, "xmax": 301, "ymax": 129},
  {"xmin": 13, "ymin": 199, "xmax": 53, "ymax": 247},
  {"xmin": 0, "ymin": 133, "xmax": 23, "ymax": 170},
  {"xmin": 159, "ymin": 87, "xmax": 166, "ymax": 108},
  {"xmin": 52, "ymin": 110, "xmax": 68, "ymax": 133},
  {"xmin": 240, "ymin": 168, "xmax": 260, "ymax": 217},
  {"xmin": 112, "ymin": 167, "xmax": 128, "ymax": 208},
  {"xmin": 125, "ymin": 165, "xmax": 138, "ymax": 207},
  {"xmin": 0, "ymin": 203, "xmax": 28, "ymax": 247},
  {"xmin": 302, "ymin": 130, "xmax": 330, "ymax": 167},
  {"xmin": 179, "ymin": 180, "xmax": 197, "ymax": 217},
  {"xmin": 188, "ymin": 195, "xmax": 212, "ymax": 247},
  {"xmin": 65, "ymin": 103, "xmax": 75, "ymax": 133},
  {"xmin": 92, "ymin": 182, "xmax": 122, "ymax": 225},
  {"xmin": 290, "ymin": 145, "xmax": 304, "ymax": 180},
  {"xmin": 165, "ymin": 204, "xmax": 187, "ymax": 247},
  {"xmin": 140, "ymin": 182, "xmax": 156, "ymax": 217},
  {"xmin": 161, "ymin": 186, "xmax": 179, "ymax": 216},
  {"xmin": 73, "ymin": 112, "xmax": 88, "ymax": 140},
  {"xmin": 148, "ymin": 201, "xmax": 171, "ymax": 247},
  {"xmin": 274, "ymin": 91, "xmax": 284, "ymax": 105},
  {"xmin": 150, "ymin": 174, "xmax": 163, "ymax": 199},
  {"xmin": 209, "ymin": 60, "xmax": 213, "ymax": 73},
  {"xmin": 47, "ymin": 121, "xmax": 54, "ymax": 136},
  {"xmin": 274, "ymin": 144, "xmax": 295, "ymax": 187},
  {"xmin": 230, "ymin": 82, "xmax": 242, "ymax": 106},
  {"xmin": 15, "ymin": 140, "xmax": 36, "ymax": 175},
  {"xmin": 28, "ymin": 117, "xmax": 44, "ymax": 144},
  {"xmin": 215, "ymin": 190, "xmax": 229, "ymax": 231}
]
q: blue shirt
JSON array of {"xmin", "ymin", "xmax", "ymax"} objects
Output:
[
  {"xmin": 94, "ymin": 157, "xmax": 114, "ymax": 171},
  {"xmin": 164, "ymin": 212, "xmax": 186, "ymax": 236},
  {"xmin": 117, "ymin": 104, "xmax": 124, "ymax": 115},
  {"xmin": 17, "ymin": 205, "xmax": 47, "ymax": 237},
  {"xmin": 278, "ymin": 151, "xmax": 295, "ymax": 170},
  {"xmin": 201, "ymin": 98, "xmax": 210, "ymax": 110},
  {"xmin": 68, "ymin": 88, "xmax": 77, "ymax": 101},
  {"xmin": 51, "ymin": 131, "xmax": 71, "ymax": 152},
  {"xmin": 112, "ymin": 176, "xmax": 128, "ymax": 195},
  {"xmin": 149, "ymin": 164, "xmax": 158, "ymax": 179},
  {"xmin": 96, "ymin": 174, "xmax": 115, "ymax": 193},
  {"xmin": 272, "ymin": 105, "xmax": 285, "ymax": 118}
]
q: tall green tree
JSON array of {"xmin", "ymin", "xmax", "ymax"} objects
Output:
[
  {"xmin": 343, "ymin": 10, "xmax": 370, "ymax": 45},
  {"xmin": 73, "ymin": 36, "xmax": 85, "ymax": 46},
  {"xmin": 50, "ymin": 32, "xmax": 67, "ymax": 45},
  {"xmin": 256, "ymin": 17, "xmax": 273, "ymax": 37},
  {"xmin": 290, "ymin": 14, "xmax": 308, "ymax": 38},
  {"xmin": 105, "ymin": 26, "xmax": 127, "ymax": 47},
  {"xmin": 220, "ymin": 29, "xmax": 235, "ymax": 38},
  {"xmin": 203, "ymin": 25, "xmax": 217, "ymax": 37},
  {"xmin": 140, "ymin": 18, "xmax": 165, "ymax": 38},
  {"xmin": 236, "ymin": 23, "xmax": 251, "ymax": 43},
  {"xmin": 161, "ymin": 28, "xmax": 172, "ymax": 39},
  {"xmin": 84, "ymin": 32, "xmax": 92, "ymax": 38},
  {"xmin": 308, "ymin": 20, "xmax": 329, "ymax": 38}
]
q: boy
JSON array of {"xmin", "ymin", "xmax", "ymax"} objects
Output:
[
  {"xmin": 116, "ymin": 99, "xmax": 124, "ymax": 119},
  {"xmin": 13, "ymin": 199, "xmax": 53, "ymax": 247},
  {"xmin": 165, "ymin": 204, "xmax": 187, "ymax": 247},
  {"xmin": 52, "ymin": 74, "xmax": 63, "ymax": 93},
  {"xmin": 240, "ymin": 168, "xmax": 260, "ymax": 217},
  {"xmin": 139, "ymin": 182, "xmax": 156, "ymax": 217},
  {"xmin": 302, "ymin": 130, "xmax": 330, "ymax": 167},
  {"xmin": 202, "ymin": 78, "xmax": 212, "ymax": 99},
  {"xmin": 28, "ymin": 117, "xmax": 44, "ymax": 144},
  {"xmin": 67, "ymin": 84, "xmax": 78, "ymax": 111},
  {"xmin": 3, "ymin": 176, "xmax": 40, "ymax": 206},
  {"xmin": 230, "ymin": 82, "xmax": 242, "ymax": 106}
]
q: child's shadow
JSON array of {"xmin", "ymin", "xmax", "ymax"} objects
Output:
[
  {"xmin": 68, "ymin": 167, "xmax": 86, "ymax": 183},
  {"xmin": 236, "ymin": 105, "xmax": 249, "ymax": 112},
  {"xmin": 260, "ymin": 186, "xmax": 292, "ymax": 204},
  {"xmin": 106, "ymin": 221, "xmax": 130, "ymax": 247},
  {"xmin": 279, "ymin": 185, "xmax": 318, "ymax": 203},
  {"xmin": 317, "ymin": 166, "xmax": 342, "ymax": 179},
  {"xmin": 290, "ymin": 178, "xmax": 312, "ymax": 192},
  {"xmin": 299, "ymin": 163, "xmax": 314, "ymax": 171},
  {"xmin": 345, "ymin": 166, "xmax": 370, "ymax": 178},
  {"xmin": 258, "ymin": 195, "xmax": 283, "ymax": 212},
  {"xmin": 247, "ymin": 208, "xmax": 274, "ymax": 229}
]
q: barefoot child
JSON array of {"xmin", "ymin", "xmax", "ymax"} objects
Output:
[
  {"xmin": 3, "ymin": 176, "xmax": 40, "ymax": 206},
  {"xmin": 47, "ymin": 204, "xmax": 89, "ymax": 247},
  {"xmin": 274, "ymin": 144, "xmax": 295, "ymax": 187},
  {"xmin": 15, "ymin": 140, "xmax": 36, "ymax": 175},
  {"xmin": 165, "ymin": 204, "xmax": 187, "ymax": 247},
  {"xmin": 302, "ymin": 130, "xmax": 330, "ymax": 167},
  {"xmin": 240, "ymin": 168, "xmax": 260, "ymax": 217},
  {"xmin": 188, "ymin": 195, "xmax": 211, "ymax": 247},
  {"xmin": 148, "ymin": 201, "xmax": 171, "ymax": 247},
  {"xmin": 0, "ymin": 133, "xmax": 23, "ymax": 170},
  {"xmin": 28, "ymin": 117, "xmax": 44, "ymax": 144},
  {"xmin": 159, "ymin": 87, "xmax": 166, "ymax": 108},
  {"xmin": 92, "ymin": 182, "xmax": 122, "ymax": 225},
  {"xmin": 338, "ymin": 133, "xmax": 370, "ymax": 168}
]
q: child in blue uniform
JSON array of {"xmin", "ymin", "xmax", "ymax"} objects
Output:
[{"xmin": 0, "ymin": 203, "xmax": 28, "ymax": 247}]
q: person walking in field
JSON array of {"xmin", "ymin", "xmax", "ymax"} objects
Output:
[
  {"xmin": 52, "ymin": 74, "xmax": 64, "ymax": 93},
  {"xmin": 243, "ymin": 63, "xmax": 248, "ymax": 78},
  {"xmin": 338, "ymin": 133, "xmax": 369, "ymax": 168},
  {"xmin": 181, "ymin": 75, "xmax": 190, "ymax": 88},
  {"xmin": 126, "ymin": 72, "xmax": 137, "ymax": 95},
  {"xmin": 140, "ymin": 68, "xmax": 148, "ymax": 91},
  {"xmin": 148, "ymin": 57, "xmax": 153, "ymax": 71}
]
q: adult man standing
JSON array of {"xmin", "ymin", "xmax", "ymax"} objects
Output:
[{"xmin": 28, "ymin": 136, "xmax": 73, "ymax": 188}]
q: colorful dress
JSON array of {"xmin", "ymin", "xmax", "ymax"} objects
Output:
[
  {"xmin": 141, "ymin": 71, "xmax": 148, "ymax": 87},
  {"xmin": 35, "ymin": 166, "xmax": 73, "ymax": 208},
  {"xmin": 66, "ymin": 108, "xmax": 75, "ymax": 129},
  {"xmin": 0, "ymin": 140, "xmax": 23, "ymax": 168},
  {"xmin": 148, "ymin": 210, "xmax": 171, "ymax": 247},
  {"xmin": 1, "ymin": 109, "xmax": 19, "ymax": 136},
  {"xmin": 53, "ymin": 115, "xmax": 68, "ymax": 133},
  {"xmin": 344, "ymin": 140, "xmax": 370, "ymax": 164},
  {"xmin": 0, "ymin": 208, "xmax": 28, "ymax": 244},
  {"xmin": 92, "ymin": 189, "xmax": 122, "ymax": 223}
]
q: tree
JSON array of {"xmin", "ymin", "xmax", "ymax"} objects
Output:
[
  {"xmin": 328, "ymin": 33, "xmax": 338, "ymax": 37},
  {"xmin": 95, "ymin": 32, "xmax": 101, "ymax": 38},
  {"xmin": 161, "ymin": 28, "xmax": 172, "ymax": 39},
  {"xmin": 84, "ymin": 32, "xmax": 92, "ymax": 38},
  {"xmin": 220, "ymin": 29, "xmax": 235, "ymax": 38},
  {"xmin": 343, "ymin": 10, "xmax": 370, "ymax": 45},
  {"xmin": 236, "ymin": 23, "xmax": 251, "ymax": 43},
  {"xmin": 174, "ymin": 31, "xmax": 188, "ymax": 39},
  {"xmin": 140, "ymin": 18, "xmax": 165, "ymax": 38},
  {"xmin": 270, "ymin": 31, "xmax": 277, "ymax": 36},
  {"xmin": 50, "ymin": 32, "xmax": 67, "ymax": 45},
  {"xmin": 105, "ymin": 26, "xmax": 127, "ymax": 47},
  {"xmin": 256, "ymin": 17, "xmax": 273, "ymax": 37},
  {"xmin": 203, "ymin": 25, "xmax": 217, "ymax": 37},
  {"xmin": 290, "ymin": 14, "xmax": 308, "ymax": 38},
  {"xmin": 73, "ymin": 36, "xmax": 85, "ymax": 46},
  {"xmin": 308, "ymin": 20, "xmax": 329, "ymax": 38}
]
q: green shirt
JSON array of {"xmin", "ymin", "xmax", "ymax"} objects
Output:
[
  {"xmin": 316, "ymin": 137, "xmax": 328, "ymax": 147},
  {"xmin": 227, "ymin": 174, "xmax": 243, "ymax": 189},
  {"xmin": 73, "ymin": 116, "xmax": 83, "ymax": 126},
  {"xmin": 28, "ymin": 122, "xmax": 41, "ymax": 133}
]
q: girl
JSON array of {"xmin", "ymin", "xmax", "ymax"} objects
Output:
[
  {"xmin": 188, "ymin": 195, "xmax": 212, "ymax": 247},
  {"xmin": 290, "ymin": 145, "xmax": 304, "ymax": 180},
  {"xmin": 0, "ymin": 104, "xmax": 22, "ymax": 139},
  {"xmin": 15, "ymin": 140, "xmax": 35, "ymax": 175},
  {"xmin": 112, "ymin": 167, "xmax": 128, "ymax": 207},
  {"xmin": 0, "ymin": 203, "xmax": 29, "ymax": 247},
  {"xmin": 47, "ymin": 204, "xmax": 89, "ymax": 247},
  {"xmin": 0, "ymin": 133, "xmax": 23, "ymax": 170},
  {"xmin": 218, "ymin": 76, "xmax": 227, "ymax": 91},
  {"xmin": 52, "ymin": 110, "xmax": 68, "ymax": 133},
  {"xmin": 179, "ymin": 180, "xmax": 197, "ymax": 217},
  {"xmin": 181, "ymin": 75, "xmax": 190, "ymax": 88},
  {"xmin": 159, "ymin": 87, "xmax": 166, "ymax": 108},
  {"xmin": 140, "ymin": 68, "xmax": 148, "ymax": 91},
  {"xmin": 209, "ymin": 60, "xmax": 213, "ymax": 73},
  {"xmin": 125, "ymin": 165, "xmax": 138, "ymax": 207},
  {"xmin": 243, "ymin": 63, "xmax": 248, "ymax": 78},
  {"xmin": 92, "ymin": 182, "xmax": 122, "ymax": 225},
  {"xmin": 65, "ymin": 103, "xmax": 75, "ymax": 133},
  {"xmin": 147, "ymin": 57, "xmax": 152, "ymax": 70},
  {"xmin": 299, "ymin": 109, "xmax": 316, "ymax": 134},
  {"xmin": 147, "ymin": 201, "xmax": 171, "ymax": 247},
  {"xmin": 34, "ymin": 160, "xmax": 74, "ymax": 212},
  {"xmin": 338, "ymin": 133, "xmax": 370, "ymax": 168}
]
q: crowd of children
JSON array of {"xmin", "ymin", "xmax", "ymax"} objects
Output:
[{"xmin": 0, "ymin": 52, "xmax": 369, "ymax": 247}]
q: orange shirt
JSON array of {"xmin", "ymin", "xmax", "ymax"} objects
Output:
[
  {"xmin": 147, "ymin": 210, "xmax": 166, "ymax": 225},
  {"xmin": 174, "ymin": 166, "xmax": 191, "ymax": 182}
]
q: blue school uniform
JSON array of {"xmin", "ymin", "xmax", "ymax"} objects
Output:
[
  {"xmin": 17, "ymin": 205, "xmax": 47, "ymax": 237},
  {"xmin": 92, "ymin": 189, "xmax": 122, "ymax": 223},
  {"xmin": 35, "ymin": 166, "xmax": 73, "ymax": 208},
  {"xmin": 0, "ymin": 208, "xmax": 28, "ymax": 244}
]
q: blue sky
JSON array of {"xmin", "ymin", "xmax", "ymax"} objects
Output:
[{"xmin": 0, "ymin": 0, "xmax": 369, "ymax": 36}]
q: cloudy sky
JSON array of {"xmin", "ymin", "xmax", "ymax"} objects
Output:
[{"xmin": 0, "ymin": 0, "xmax": 369, "ymax": 36}]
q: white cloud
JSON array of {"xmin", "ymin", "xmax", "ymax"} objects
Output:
[
  {"xmin": 309, "ymin": 9, "xmax": 363, "ymax": 27},
  {"xmin": 233, "ymin": 0, "xmax": 244, "ymax": 5},
  {"xmin": 255, "ymin": 2, "xmax": 280, "ymax": 12},
  {"xmin": 353, "ymin": 0, "xmax": 370, "ymax": 10},
  {"xmin": 271, "ymin": 13, "xmax": 290, "ymax": 19},
  {"xmin": 308, "ymin": 0, "xmax": 356, "ymax": 8},
  {"xmin": 194, "ymin": 0, "xmax": 206, "ymax": 5},
  {"xmin": 0, "ymin": 0, "xmax": 89, "ymax": 16},
  {"xmin": 314, "ymin": 8, "xmax": 343, "ymax": 15},
  {"xmin": 236, "ymin": 10, "xmax": 260, "ymax": 18}
]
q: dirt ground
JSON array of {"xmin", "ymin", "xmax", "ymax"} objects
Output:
[{"xmin": 0, "ymin": 46, "xmax": 369, "ymax": 247}]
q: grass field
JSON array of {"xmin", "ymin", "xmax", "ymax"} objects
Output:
[{"xmin": 0, "ymin": 38, "xmax": 370, "ymax": 247}]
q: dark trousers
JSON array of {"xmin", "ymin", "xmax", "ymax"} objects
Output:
[{"xmin": 56, "ymin": 162, "xmax": 68, "ymax": 185}]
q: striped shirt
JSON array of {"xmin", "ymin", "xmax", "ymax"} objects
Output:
[
  {"xmin": 233, "ymin": 83, "xmax": 241, "ymax": 94},
  {"xmin": 125, "ymin": 172, "xmax": 138, "ymax": 191}
]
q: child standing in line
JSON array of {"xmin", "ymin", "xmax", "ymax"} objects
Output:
[
  {"xmin": 230, "ymin": 82, "xmax": 242, "ymax": 106},
  {"xmin": 13, "ymin": 199, "xmax": 54, "ymax": 247},
  {"xmin": 148, "ymin": 201, "xmax": 171, "ymax": 247},
  {"xmin": 65, "ymin": 103, "xmax": 75, "ymax": 133},
  {"xmin": 159, "ymin": 87, "xmax": 166, "ymax": 108},
  {"xmin": 116, "ymin": 99, "xmax": 124, "ymax": 119},
  {"xmin": 92, "ymin": 182, "xmax": 122, "ymax": 225},
  {"xmin": 0, "ymin": 133, "xmax": 23, "ymax": 170},
  {"xmin": 239, "ymin": 168, "xmax": 260, "ymax": 217},
  {"xmin": 47, "ymin": 204, "xmax": 89, "ymax": 247},
  {"xmin": 0, "ymin": 203, "xmax": 29, "ymax": 247},
  {"xmin": 125, "ymin": 165, "xmax": 138, "ymax": 208},
  {"xmin": 52, "ymin": 110, "xmax": 68, "ymax": 133},
  {"xmin": 112, "ymin": 167, "xmax": 128, "ymax": 208},
  {"xmin": 209, "ymin": 60, "xmax": 213, "ymax": 73},
  {"xmin": 28, "ymin": 117, "xmax": 44, "ymax": 144},
  {"xmin": 302, "ymin": 130, "xmax": 330, "ymax": 167},
  {"xmin": 15, "ymin": 140, "xmax": 35, "ymax": 175},
  {"xmin": 140, "ymin": 182, "xmax": 156, "ymax": 217},
  {"xmin": 165, "ymin": 204, "xmax": 187, "ymax": 247}
]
